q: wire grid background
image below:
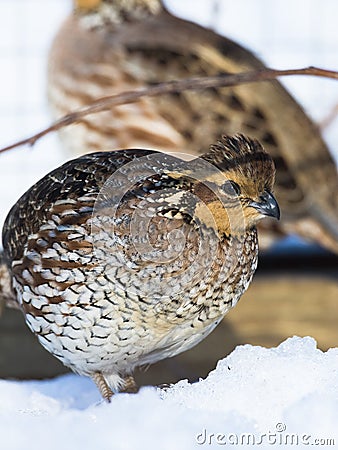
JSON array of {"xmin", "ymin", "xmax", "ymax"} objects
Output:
[{"xmin": 0, "ymin": 0, "xmax": 338, "ymax": 236}]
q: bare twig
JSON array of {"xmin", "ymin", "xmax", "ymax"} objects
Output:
[{"xmin": 1, "ymin": 66, "xmax": 338, "ymax": 155}]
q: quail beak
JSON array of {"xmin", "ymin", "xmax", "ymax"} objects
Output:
[{"xmin": 250, "ymin": 190, "xmax": 280, "ymax": 220}]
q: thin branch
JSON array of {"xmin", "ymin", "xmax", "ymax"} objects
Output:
[{"xmin": 1, "ymin": 66, "xmax": 338, "ymax": 154}]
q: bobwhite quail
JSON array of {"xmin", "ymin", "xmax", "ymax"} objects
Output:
[
  {"xmin": 2, "ymin": 135, "xmax": 279, "ymax": 401},
  {"xmin": 47, "ymin": 0, "xmax": 338, "ymax": 253}
]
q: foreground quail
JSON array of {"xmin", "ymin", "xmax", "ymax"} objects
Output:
[
  {"xmin": 47, "ymin": 0, "xmax": 338, "ymax": 253},
  {"xmin": 2, "ymin": 135, "xmax": 279, "ymax": 400}
]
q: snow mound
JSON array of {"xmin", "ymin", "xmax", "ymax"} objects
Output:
[{"xmin": 1, "ymin": 336, "xmax": 337, "ymax": 450}]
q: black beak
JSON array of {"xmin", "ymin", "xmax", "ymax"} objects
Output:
[{"xmin": 250, "ymin": 191, "xmax": 280, "ymax": 220}]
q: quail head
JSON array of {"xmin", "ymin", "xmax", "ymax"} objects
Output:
[
  {"xmin": 2, "ymin": 134, "xmax": 279, "ymax": 401},
  {"xmin": 47, "ymin": 0, "xmax": 338, "ymax": 253}
]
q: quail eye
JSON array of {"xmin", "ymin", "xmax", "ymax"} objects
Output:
[{"xmin": 221, "ymin": 180, "xmax": 241, "ymax": 196}]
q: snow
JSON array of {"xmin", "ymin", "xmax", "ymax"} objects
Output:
[{"xmin": 1, "ymin": 337, "xmax": 337, "ymax": 450}]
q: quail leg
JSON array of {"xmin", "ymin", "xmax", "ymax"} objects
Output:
[
  {"xmin": 121, "ymin": 375, "xmax": 139, "ymax": 394},
  {"xmin": 92, "ymin": 372, "xmax": 114, "ymax": 402}
]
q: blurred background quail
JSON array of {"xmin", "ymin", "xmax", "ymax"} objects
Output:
[
  {"xmin": 2, "ymin": 135, "xmax": 279, "ymax": 400},
  {"xmin": 47, "ymin": 0, "xmax": 338, "ymax": 253}
]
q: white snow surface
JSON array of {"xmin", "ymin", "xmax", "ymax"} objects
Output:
[{"xmin": 1, "ymin": 336, "xmax": 337, "ymax": 450}]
